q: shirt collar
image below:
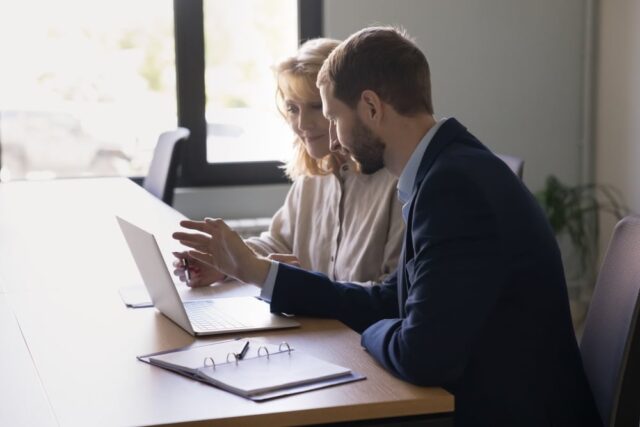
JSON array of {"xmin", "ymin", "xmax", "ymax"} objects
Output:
[{"xmin": 397, "ymin": 117, "xmax": 448, "ymax": 204}]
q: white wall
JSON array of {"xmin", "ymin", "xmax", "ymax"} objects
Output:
[
  {"xmin": 595, "ymin": 0, "xmax": 640, "ymax": 250},
  {"xmin": 324, "ymin": 0, "xmax": 593, "ymax": 191}
]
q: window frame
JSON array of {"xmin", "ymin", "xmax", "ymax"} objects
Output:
[{"xmin": 174, "ymin": 0, "xmax": 324, "ymax": 187}]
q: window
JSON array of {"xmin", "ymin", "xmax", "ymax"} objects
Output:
[
  {"xmin": 176, "ymin": 0, "xmax": 323, "ymax": 186},
  {"xmin": 204, "ymin": 0, "xmax": 297, "ymax": 164},
  {"xmin": 0, "ymin": 0, "xmax": 323, "ymax": 185},
  {"xmin": 0, "ymin": 0, "xmax": 176, "ymax": 181}
]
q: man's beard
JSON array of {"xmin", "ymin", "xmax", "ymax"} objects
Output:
[{"xmin": 349, "ymin": 116, "xmax": 385, "ymax": 175}]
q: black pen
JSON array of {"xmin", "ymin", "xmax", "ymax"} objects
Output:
[
  {"xmin": 237, "ymin": 341, "xmax": 250, "ymax": 360},
  {"xmin": 182, "ymin": 258, "xmax": 191, "ymax": 285}
]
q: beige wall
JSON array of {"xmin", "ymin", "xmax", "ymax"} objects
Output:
[
  {"xmin": 595, "ymin": 0, "xmax": 640, "ymax": 251},
  {"xmin": 325, "ymin": 0, "xmax": 592, "ymax": 192}
]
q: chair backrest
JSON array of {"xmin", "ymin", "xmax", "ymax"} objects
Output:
[
  {"xmin": 496, "ymin": 153, "xmax": 524, "ymax": 179},
  {"xmin": 143, "ymin": 128, "xmax": 190, "ymax": 206},
  {"xmin": 580, "ymin": 216, "xmax": 640, "ymax": 427}
]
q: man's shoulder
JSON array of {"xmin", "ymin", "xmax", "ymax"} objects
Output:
[{"xmin": 429, "ymin": 140, "xmax": 503, "ymax": 180}]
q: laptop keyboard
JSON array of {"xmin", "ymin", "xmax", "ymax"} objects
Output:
[{"xmin": 185, "ymin": 300, "xmax": 248, "ymax": 331}]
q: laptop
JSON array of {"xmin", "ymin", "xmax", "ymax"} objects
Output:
[{"xmin": 116, "ymin": 216, "xmax": 300, "ymax": 336}]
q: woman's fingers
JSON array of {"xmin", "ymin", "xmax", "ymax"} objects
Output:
[{"xmin": 172, "ymin": 218, "xmax": 247, "ymax": 280}]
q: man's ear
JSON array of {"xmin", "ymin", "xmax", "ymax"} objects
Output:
[{"xmin": 360, "ymin": 90, "xmax": 383, "ymax": 124}]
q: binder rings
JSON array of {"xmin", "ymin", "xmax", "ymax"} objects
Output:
[{"xmin": 138, "ymin": 339, "xmax": 365, "ymax": 401}]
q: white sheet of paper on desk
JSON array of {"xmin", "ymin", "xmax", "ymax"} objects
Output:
[
  {"xmin": 119, "ymin": 285, "xmax": 192, "ymax": 308},
  {"xmin": 119, "ymin": 286, "xmax": 153, "ymax": 308}
]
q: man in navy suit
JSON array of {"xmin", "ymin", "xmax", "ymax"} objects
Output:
[{"xmin": 174, "ymin": 27, "xmax": 601, "ymax": 426}]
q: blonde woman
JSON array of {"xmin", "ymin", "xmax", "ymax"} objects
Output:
[{"xmin": 174, "ymin": 38, "xmax": 403, "ymax": 287}]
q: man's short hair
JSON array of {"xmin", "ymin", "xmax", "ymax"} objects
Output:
[{"xmin": 317, "ymin": 26, "xmax": 433, "ymax": 116}]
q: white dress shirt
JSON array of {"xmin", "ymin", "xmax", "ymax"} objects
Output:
[{"xmin": 396, "ymin": 118, "xmax": 447, "ymax": 221}]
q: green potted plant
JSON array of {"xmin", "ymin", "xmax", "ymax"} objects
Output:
[{"xmin": 535, "ymin": 175, "xmax": 630, "ymax": 328}]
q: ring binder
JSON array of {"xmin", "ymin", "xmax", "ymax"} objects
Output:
[
  {"xmin": 203, "ymin": 356, "xmax": 216, "ymax": 369},
  {"xmin": 201, "ymin": 341, "xmax": 292, "ymax": 368},
  {"xmin": 257, "ymin": 346, "xmax": 270, "ymax": 359},
  {"xmin": 279, "ymin": 342, "xmax": 292, "ymax": 353},
  {"xmin": 140, "ymin": 339, "xmax": 364, "ymax": 401},
  {"xmin": 226, "ymin": 352, "xmax": 239, "ymax": 365}
]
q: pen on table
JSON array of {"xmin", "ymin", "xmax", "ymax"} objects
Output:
[
  {"xmin": 237, "ymin": 341, "xmax": 250, "ymax": 360},
  {"xmin": 182, "ymin": 258, "xmax": 191, "ymax": 285}
]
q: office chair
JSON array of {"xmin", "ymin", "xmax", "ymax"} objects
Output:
[
  {"xmin": 143, "ymin": 127, "xmax": 190, "ymax": 206},
  {"xmin": 496, "ymin": 153, "xmax": 524, "ymax": 179},
  {"xmin": 580, "ymin": 216, "xmax": 640, "ymax": 427}
]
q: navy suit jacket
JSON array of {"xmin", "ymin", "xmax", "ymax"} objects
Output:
[{"xmin": 270, "ymin": 118, "xmax": 601, "ymax": 426}]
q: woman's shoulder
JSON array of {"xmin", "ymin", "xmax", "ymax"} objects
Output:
[
  {"xmin": 351, "ymin": 167, "xmax": 398, "ymax": 188},
  {"xmin": 288, "ymin": 173, "xmax": 336, "ymax": 196},
  {"xmin": 293, "ymin": 172, "xmax": 335, "ymax": 186},
  {"xmin": 374, "ymin": 167, "xmax": 398, "ymax": 183}
]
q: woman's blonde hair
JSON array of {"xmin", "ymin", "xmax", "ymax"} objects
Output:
[{"xmin": 274, "ymin": 38, "xmax": 341, "ymax": 179}]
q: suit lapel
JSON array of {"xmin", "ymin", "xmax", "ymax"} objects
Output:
[
  {"xmin": 397, "ymin": 118, "xmax": 468, "ymax": 317},
  {"xmin": 397, "ymin": 244, "xmax": 407, "ymax": 317},
  {"xmin": 412, "ymin": 118, "xmax": 467, "ymax": 192}
]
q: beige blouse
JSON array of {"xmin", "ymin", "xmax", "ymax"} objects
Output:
[{"xmin": 245, "ymin": 165, "xmax": 404, "ymax": 284}]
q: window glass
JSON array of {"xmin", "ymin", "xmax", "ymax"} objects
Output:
[
  {"xmin": 0, "ymin": 0, "xmax": 176, "ymax": 180},
  {"xmin": 203, "ymin": 0, "xmax": 298, "ymax": 164}
]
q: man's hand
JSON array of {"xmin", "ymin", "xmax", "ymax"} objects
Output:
[
  {"xmin": 172, "ymin": 251, "xmax": 226, "ymax": 288},
  {"xmin": 172, "ymin": 218, "xmax": 271, "ymax": 285},
  {"xmin": 267, "ymin": 253, "xmax": 302, "ymax": 267}
]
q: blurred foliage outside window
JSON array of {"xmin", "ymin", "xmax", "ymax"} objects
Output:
[
  {"xmin": 0, "ymin": 0, "xmax": 299, "ymax": 180},
  {"xmin": 0, "ymin": 0, "xmax": 177, "ymax": 180},
  {"xmin": 204, "ymin": 0, "xmax": 298, "ymax": 164}
]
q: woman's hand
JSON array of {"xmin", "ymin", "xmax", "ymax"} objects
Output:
[
  {"xmin": 172, "ymin": 218, "xmax": 271, "ymax": 285},
  {"xmin": 172, "ymin": 251, "xmax": 226, "ymax": 288}
]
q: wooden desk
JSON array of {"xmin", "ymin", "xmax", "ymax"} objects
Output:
[
  {"xmin": 0, "ymin": 178, "xmax": 453, "ymax": 426},
  {"xmin": 0, "ymin": 294, "xmax": 57, "ymax": 427}
]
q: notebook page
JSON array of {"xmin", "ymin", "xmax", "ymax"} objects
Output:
[{"xmin": 197, "ymin": 351, "xmax": 351, "ymax": 397}]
